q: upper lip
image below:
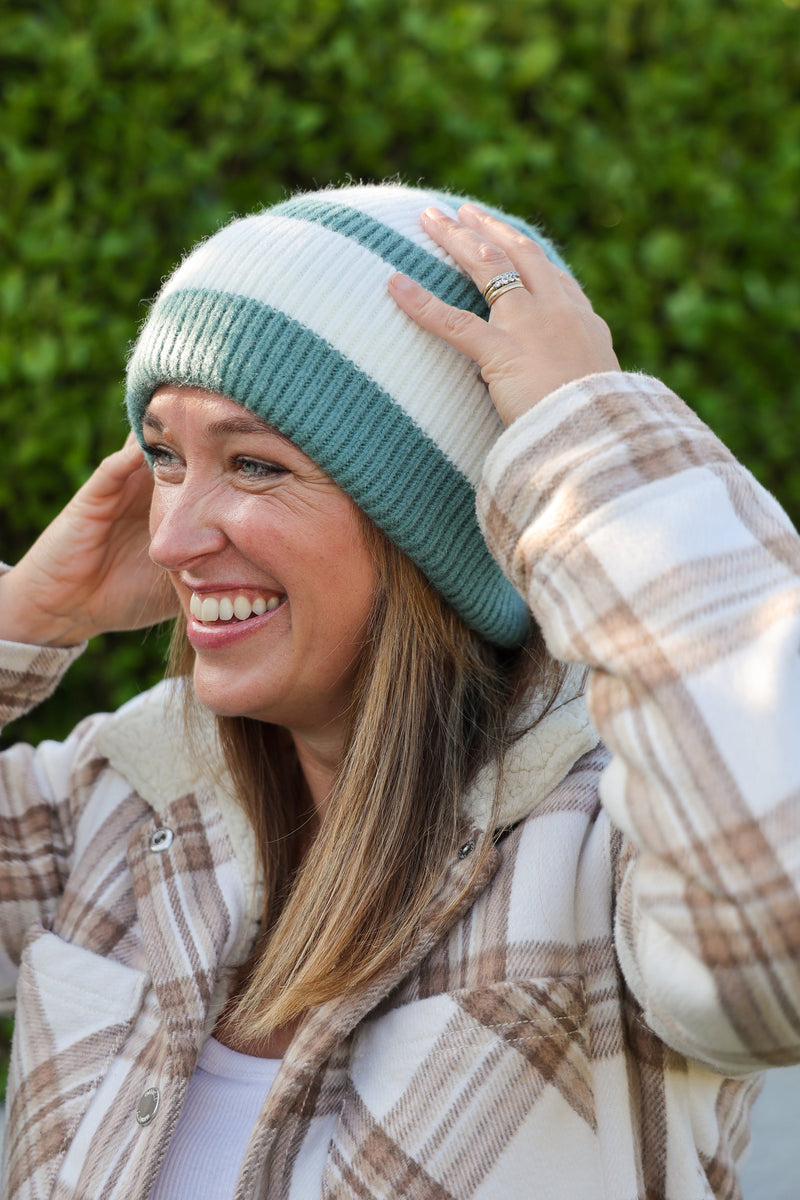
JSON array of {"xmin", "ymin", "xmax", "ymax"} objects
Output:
[{"xmin": 180, "ymin": 581, "xmax": 282, "ymax": 594}]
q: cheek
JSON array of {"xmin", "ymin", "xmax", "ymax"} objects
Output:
[
  {"xmin": 148, "ymin": 495, "xmax": 161, "ymax": 539},
  {"xmin": 147, "ymin": 486, "xmax": 170, "ymax": 544},
  {"xmin": 298, "ymin": 529, "xmax": 376, "ymax": 633},
  {"xmin": 333, "ymin": 543, "xmax": 378, "ymax": 632}
]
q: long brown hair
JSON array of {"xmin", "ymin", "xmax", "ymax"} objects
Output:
[{"xmin": 171, "ymin": 519, "xmax": 565, "ymax": 1039}]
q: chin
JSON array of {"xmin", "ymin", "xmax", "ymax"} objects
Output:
[{"xmin": 191, "ymin": 670, "xmax": 271, "ymax": 723}]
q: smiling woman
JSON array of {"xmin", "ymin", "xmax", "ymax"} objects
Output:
[
  {"xmin": 143, "ymin": 386, "xmax": 377, "ymax": 767},
  {"xmin": 1, "ymin": 183, "xmax": 800, "ymax": 1200}
]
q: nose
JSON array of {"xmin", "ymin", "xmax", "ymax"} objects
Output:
[{"xmin": 148, "ymin": 477, "xmax": 228, "ymax": 570}]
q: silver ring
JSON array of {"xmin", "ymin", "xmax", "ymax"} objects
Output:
[{"xmin": 482, "ymin": 271, "xmax": 524, "ymax": 307}]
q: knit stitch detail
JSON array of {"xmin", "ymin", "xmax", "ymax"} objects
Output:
[
  {"xmin": 127, "ymin": 289, "xmax": 530, "ymax": 646},
  {"xmin": 271, "ymin": 196, "xmax": 491, "ymax": 316},
  {"xmin": 124, "ymin": 182, "xmax": 566, "ymax": 645}
]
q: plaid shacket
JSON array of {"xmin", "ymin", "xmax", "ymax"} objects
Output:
[{"xmin": 1, "ymin": 371, "xmax": 799, "ymax": 1199}]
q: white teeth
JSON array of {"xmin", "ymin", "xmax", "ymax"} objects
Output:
[
  {"xmin": 233, "ymin": 595, "xmax": 251, "ymax": 620},
  {"xmin": 191, "ymin": 592, "xmax": 282, "ymax": 624},
  {"xmin": 200, "ymin": 597, "xmax": 220, "ymax": 623}
]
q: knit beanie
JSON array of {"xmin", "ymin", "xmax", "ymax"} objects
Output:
[{"xmin": 126, "ymin": 183, "xmax": 569, "ymax": 648}]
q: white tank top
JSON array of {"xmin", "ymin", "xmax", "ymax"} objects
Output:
[{"xmin": 149, "ymin": 1037, "xmax": 282, "ymax": 1198}]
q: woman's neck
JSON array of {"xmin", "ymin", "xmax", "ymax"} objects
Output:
[{"xmin": 290, "ymin": 728, "xmax": 344, "ymax": 819}]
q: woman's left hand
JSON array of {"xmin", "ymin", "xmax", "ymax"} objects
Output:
[{"xmin": 388, "ymin": 204, "xmax": 620, "ymax": 427}]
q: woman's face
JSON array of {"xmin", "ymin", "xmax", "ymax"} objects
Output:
[{"xmin": 145, "ymin": 386, "xmax": 377, "ymax": 746}]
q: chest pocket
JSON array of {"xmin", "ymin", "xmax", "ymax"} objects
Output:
[
  {"xmin": 4, "ymin": 925, "xmax": 149, "ymax": 1195},
  {"xmin": 327, "ymin": 976, "xmax": 598, "ymax": 1198}
]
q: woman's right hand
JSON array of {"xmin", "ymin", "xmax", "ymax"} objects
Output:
[{"xmin": 0, "ymin": 435, "xmax": 178, "ymax": 647}]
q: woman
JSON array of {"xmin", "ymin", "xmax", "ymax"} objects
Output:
[{"xmin": 1, "ymin": 183, "xmax": 798, "ymax": 1199}]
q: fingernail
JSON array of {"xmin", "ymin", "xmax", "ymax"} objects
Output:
[
  {"xmin": 422, "ymin": 206, "xmax": 446, "ymax": 222},
  {"xmin": 389, "ymin": 272, "xmax": 415, "ymax": 291},
  {"xmin": 459, "ymin": 203, "xmax": 481, "ymax": 217}
]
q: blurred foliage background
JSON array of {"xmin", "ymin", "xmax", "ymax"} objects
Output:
[
  {"xmin": 1, "ymin": 0, "xmax": 799, "ymax": 737},
  {"xmin": 0, "ymin": 0, "xmax": 799, "ymax": 1113}
]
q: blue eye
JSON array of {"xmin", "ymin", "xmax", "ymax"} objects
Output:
[
  {"xmin": 146, "ymin": 446, "xmax": 180, "ymax": 471},
  {"xmin": 235, "ymin": 457, "xmax": 285, "ymax": 479}
]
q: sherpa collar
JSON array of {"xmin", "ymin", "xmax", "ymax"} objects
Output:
[
  {"xmin": 97, "ymin": 675, "xmax": 599, "ymax": 848},
  {"xmin": 463, "ymin": 688, "xmax": 599, "ymax": 831},
  {"xmin": 94, "ymin": 680, "xmax": 259, "ymax": 909}
]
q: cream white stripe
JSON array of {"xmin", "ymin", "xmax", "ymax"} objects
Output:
[{"xmin": 163, "ymin": 213, "xmax": 501, "ymax": 484}]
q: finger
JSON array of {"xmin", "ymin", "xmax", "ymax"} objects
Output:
[
  {"xmin": 119, "ymin": 430, "xmax": 148, "ymax": 462},
  {"xmin": 451, "ymin": 204, "xmax": 557, "ymax": 296},
  {"xmin": 456, "ymin": 204, "xmax": 594, "ymax": 310},
  {"xmin": 457, "ymin": 203, "xmax": 547, "ymax": 266},
  {"xmin": 388, "ymin": 272, "xmax": 504, "ymax": 363},
  {"xmin": 421, "ymin": 206, "xmax": 564, "ymax": 317},
  {"xmin": 420, "ymin": 207, "xmax": 520, "ymax": 297},
  {"xmin": 75, "ymin": 439, "xmax": 150, "ymax": 512},
  {"xmin": 107, "ymin": 435, "xmax": 148, "ymax": 479}
]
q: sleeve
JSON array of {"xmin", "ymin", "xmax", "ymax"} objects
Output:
[
  {"xmin": 0, "ymin": 637, "xmax": 87, "ymax": 1003},
  {"xmin": 477, "ymin": 370, "xmax": 800, "ymax": 1076}
]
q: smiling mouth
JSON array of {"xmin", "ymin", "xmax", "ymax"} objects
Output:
[{"xmin": 189, "ymin": 592, "xmax": 285, "ymax": 624}]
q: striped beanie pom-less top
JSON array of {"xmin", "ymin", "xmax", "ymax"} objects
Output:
[{"xmin": 125, "ymin": 183, "xmax": 570, "ymax": 648}]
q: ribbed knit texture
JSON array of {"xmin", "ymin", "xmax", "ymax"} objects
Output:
[
  {"xmin": 126, "ymin": 183, "xmax": 569, "ymax": 646},
  {"xmin": 149, "ymin": 1040, "xmax": 288, "ymax": 1200}
]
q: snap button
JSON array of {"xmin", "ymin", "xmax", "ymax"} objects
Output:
[
  {"xmin": 458, "ymin": 838, "xmax": 476, "ymax": 860},
  {"xmin": 136, "ymin": 1086, "xmax": 160, "ymax": 1126},
  {"xmin": 149, "ymin": 827, "xmax": 174, "ymax": 853}
]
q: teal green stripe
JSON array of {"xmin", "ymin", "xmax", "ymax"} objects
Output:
[
  {"xmin": 126, "ymin": 289, "xmax": 529, "ymax": 647},
  {"xmin": 272, "ymin": 196, "xmax": 490, "ymax": 317}
]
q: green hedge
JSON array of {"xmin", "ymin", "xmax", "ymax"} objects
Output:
[
  {"xmin": 0, "ymin": 0, "xmax": 799, "ymax": 1108},
  {"xmin": 2, "ymin": 0, "xmax": 799, "ymax": 733}
]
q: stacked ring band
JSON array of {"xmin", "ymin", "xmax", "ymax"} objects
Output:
[{"xmin": 482, "ymin": 271, "xmax": 525, "ymax": 307}]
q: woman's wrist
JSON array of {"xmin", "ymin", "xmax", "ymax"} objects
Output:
[{"xmin": 0, "ymin": 567, "xmax": 90, "ymax": 648}]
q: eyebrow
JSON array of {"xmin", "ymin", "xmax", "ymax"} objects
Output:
[{"xmin": 142, "ymin": 409, "xmax": 295, "ymax": 446}]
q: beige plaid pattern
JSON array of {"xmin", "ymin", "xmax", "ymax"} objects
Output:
[{"xmin": 1, "ymin": 371, "xmax": 798, "ymax": 1197}]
